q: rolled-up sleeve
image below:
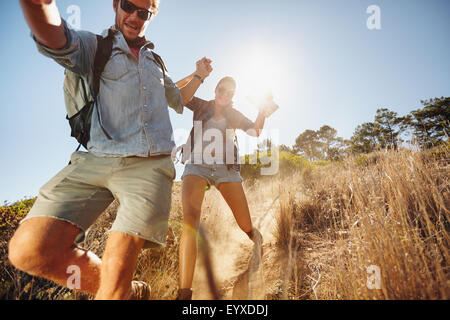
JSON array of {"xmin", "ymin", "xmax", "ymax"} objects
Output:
[
  {"xmin": 32, "ymin": 19, "xmax": 97, "ymax": 77},
  {"xmin": 185, "ymin": 96, "xmax": 205, "ymax": 112},
  {"xmin": 164, "ymin": 73, "xmax": 184, "ymax": 114}
]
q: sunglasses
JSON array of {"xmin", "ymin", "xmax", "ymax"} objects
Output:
[
  {"xmin": 217, "ymin": 87, "xmax": 235, "ymax": 97},
  {"xmin": 120, "ymin": 0, "xmax": 153, "ymax": 21}
]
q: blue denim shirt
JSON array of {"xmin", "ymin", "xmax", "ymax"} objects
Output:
[{"xmin": 34, "ymin": 21, "xmax": 184, "ymax": 157}]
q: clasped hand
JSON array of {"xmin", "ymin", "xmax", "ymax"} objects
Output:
[{"xmin": 195, "ymin": 57, "xmax": 213, "ymax": 80}]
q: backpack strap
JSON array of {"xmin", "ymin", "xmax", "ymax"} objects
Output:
[
  {"xmin": 151, "ymin": 51, "xmax": 169, "ymax": 85},
  {"xmin": 93, "ymin": 30, "xmax": 115, "ymax": 98},
  {"xmin": 91, "ymin": 30, "xmax": 115, "ymax": 140},
  {"xmin": 69, "ymin": 30, "xmax": 115, "ymax": 162}
]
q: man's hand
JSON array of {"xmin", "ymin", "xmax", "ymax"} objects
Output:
[
  {"xmin": 195, "ymin": 57, "xmax": 213, "ymax": 80},
  {"xmin": 20, "ymin": 0, "xmax": 66, "ymax": 50}
]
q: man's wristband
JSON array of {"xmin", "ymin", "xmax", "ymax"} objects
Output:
[{"xmin": 194, "ymin": 74, "xmax": 204, "ymax": 83}]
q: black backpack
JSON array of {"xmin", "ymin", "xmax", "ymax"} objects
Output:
[{"xmin": 65, "ymin": 29, "xmax": 168, "ymax": 152}]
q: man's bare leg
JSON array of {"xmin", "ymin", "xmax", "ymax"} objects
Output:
[
  {"xmin": 8, "ymin": 217, "xmax": 101, "ymax": 295},
  {"xmin": 94, "ymin": 231, "xmax": 146, "ymax": 300}
]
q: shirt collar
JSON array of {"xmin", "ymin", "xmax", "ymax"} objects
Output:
[{"xmin": 101, "ymin": 25, "xmax": 155, "ymax": 51}]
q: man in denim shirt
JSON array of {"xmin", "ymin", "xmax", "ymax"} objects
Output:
[{"xmin": 9, "ymin": 0, "xmax": 212, "ymax": 300}]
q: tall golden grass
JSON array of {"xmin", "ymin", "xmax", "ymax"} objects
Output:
[{"xmin": 275, "ymin": 147, "xmax": 449, "ymax": 299}]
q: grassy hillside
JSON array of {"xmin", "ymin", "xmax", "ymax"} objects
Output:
[{"xmin": 1, "ymin": 145, "xmax": 448, "ymax": 299}]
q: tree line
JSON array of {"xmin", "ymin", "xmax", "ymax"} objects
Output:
[{"xmin": 272, "ymin": 96, "xmax": 449, "ymax": 161}]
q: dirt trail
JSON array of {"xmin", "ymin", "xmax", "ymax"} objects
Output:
[{"xmin": 190, "ymin": 181, "xmax": 281, "ymax": 300}]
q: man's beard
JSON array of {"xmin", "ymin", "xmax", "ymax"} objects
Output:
[{"xmin": 115, "ymin": 15, "xmax": 146, "ymax": 48}]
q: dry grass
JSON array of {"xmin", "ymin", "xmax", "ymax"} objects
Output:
[
  {"xmin": 275, "ymin": 147, "xmax": 449, "ymax": 299},
  {"xmin": 1, "ymin": 146, "xmax": 448, "ymax": 300}
]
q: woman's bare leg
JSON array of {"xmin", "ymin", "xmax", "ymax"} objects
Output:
[
  {"xmin": 218, "ymin": 181, "xmax": 263, "ymax": 300},
  {"xmin": 178, "ymin": 175, "xmax": 208, "ymax": 290},
  {"xmin": 217, "ymin": 182, "xmax": 253, "ymax": 234}
]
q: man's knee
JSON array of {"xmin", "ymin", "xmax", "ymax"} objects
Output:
[
  {"xmin": 8, "ymin": 218, "xmax": 80, "ymax": 274},
  {"xmin": 8, "ymin": 228, "xmax": 47, "ymax": 274}
]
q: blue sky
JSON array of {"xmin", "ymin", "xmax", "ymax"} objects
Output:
[{"xmin": 0, "ymin": 0, "xmax": 449, "ymax": 203}]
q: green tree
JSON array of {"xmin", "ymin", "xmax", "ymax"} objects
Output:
[
  {"xmin": 350, "ymin": 122, "xmax": 379, "ymax": 154},
  {"xmin": 294, "ymin": 126, "xmax": 346, "ymax": 161},
  {"xmin": 317, "ymin": 125, "xmax": 346, "ymax": 161},
  {"xmin": 374, "ymin": 108, "xmax": 404, "ymax": 149},
  {"xmin": 403, "ymin": 97, "xmax": 449, "ymax": 148},
  {"xmin": 293, "ymin": 129, "xmax": 322, "ymax": 161}
]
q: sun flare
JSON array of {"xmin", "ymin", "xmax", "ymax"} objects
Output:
[{"xmin": 228, "ymin": 44, "xmax": 286, "ymax": 113}]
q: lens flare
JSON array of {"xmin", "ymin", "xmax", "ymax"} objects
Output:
[{"xmin": 231, "ymin": 45, "xmax": 284, "ymax": 113}]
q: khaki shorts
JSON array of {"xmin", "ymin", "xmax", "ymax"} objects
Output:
[{"xmin": 21, "ymin": 151, "xmax": 175, "ymax": 249}]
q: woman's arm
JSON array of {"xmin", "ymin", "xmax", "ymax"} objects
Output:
[
  {"xmin": 20, "ymin": 0, "xmax": 67, "ymax": 49},
  {"xmin": 246, "ymin": 95, "xmax": 278, "ymax": 137},
  {"xmin": 179, "ymin": 76, "xmax": 204, "ymax": 106},
  {"xmin": 247, "ymin": 111, "xmax": 266, "ymax": 137}
]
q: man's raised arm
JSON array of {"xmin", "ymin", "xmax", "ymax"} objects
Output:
[{"xmin": 20, "ymin": 0, "xmax": 67, "ymax": 49}]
